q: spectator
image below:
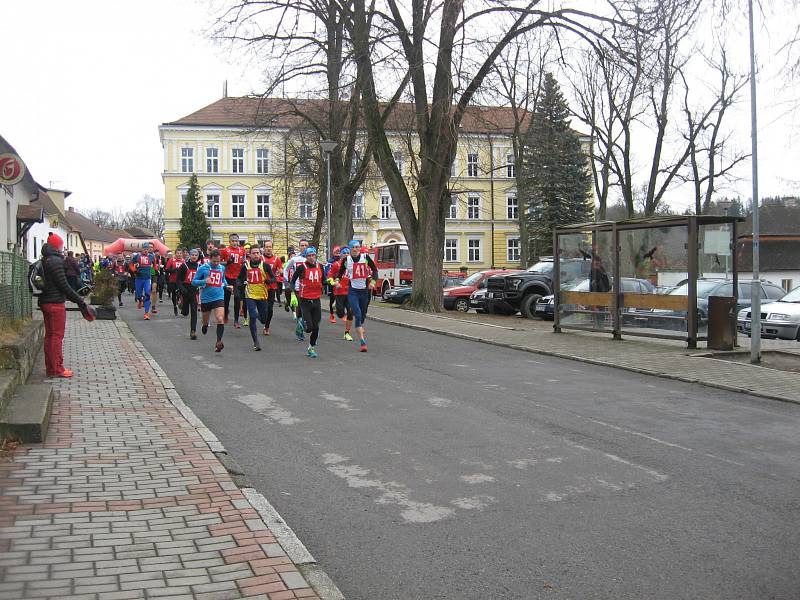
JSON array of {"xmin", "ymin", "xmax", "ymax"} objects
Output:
[
  {"xmin": 39, "ymin": 233, "xmax": 87, "ymax": 378},
  {"xmin": 64, "ymin": 251, "xmax": 81, "ymax": 291}
]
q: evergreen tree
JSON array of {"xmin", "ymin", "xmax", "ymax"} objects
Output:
[
  {"xmin": 520, "ymin": 72, "xmax": 592, "ymax": 258},
  {"xmin": 178, "ymin": 174, "xmax": 209, "ymax": 249}
]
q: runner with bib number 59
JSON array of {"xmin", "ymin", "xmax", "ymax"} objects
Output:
[{"xmin": 192, "ymin": 249, "xmax": 231, "ymax": 353}]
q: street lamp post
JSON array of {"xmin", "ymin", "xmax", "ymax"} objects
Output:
[
  {"xmin": 320, "ymin": 140, "xmax": 337, "ymax": 260},
  {"xmin": 748, "ymin": 0, "xmax": 761, "ymax": 364}
]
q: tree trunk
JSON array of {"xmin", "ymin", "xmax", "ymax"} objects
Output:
[{"xmin": 408, "ymin": 187, "xmax": 446, "ymax": 312}]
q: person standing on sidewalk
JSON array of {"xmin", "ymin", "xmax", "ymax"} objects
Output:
[
  {"xmin": 64, "ymin": 250, "xmax": 81, "ymax": 291},
  {"xmin": 39, "ymin": 233, "xmax": 88, "ymax": 378},
  {"xmin": 193, "ymin": 249, "xmax": 230, "ymax": 352},
  {"xmin": 131, "ymin": 242, "xmax": 156, "ymax": 319},
  {"xmin": 237, "ymin": 245, "xmax": 275, "ymax": 351},
  {"xmin": 177, "ymin": 248, "xmax": 200, "ymax": 339},
  {"xmin": 334, "ymin": 240, "xmax": 377, "ymax": 352},
  {"xmin": 220, "ymin": 233, "xmax": 246, "ymax": 328},
  {"xmin": 290, "ymin": 247, "xmax": 324, "ymax": 358}
]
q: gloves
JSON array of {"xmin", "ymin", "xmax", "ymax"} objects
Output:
[
  {"xmin": 326, "ymin": 278, "xmax": 336, "ymax": 286},
  {"xmin": 290, "ymin": 294, "xmax": 298, "ymax": 309},
  {"xmin": 368, "ymin": 280, "xmax": 377, "ymax": 290}
]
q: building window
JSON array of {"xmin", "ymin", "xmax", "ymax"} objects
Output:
[
  {"xmin": 232, "ymin": 148, "xmax": 245, "ymax": 174},
  {"xmin": 450, "ymin": 158, "xmax": 456, "ymax": 177},
  {"xmin": 380, "ymin": 193, "xmax": 392, "ymax": 219},
  {"xmin": 506, "ymin": 154, "xmax": 515, "ymax": 178},
  {"xmin": 231, "ymin": 194, "xmax": 245, "ymax": 218},
  {"xmin": 447, "ymin": 196, "xmax": 457, "ymax": 219},
  {"xmin": 444, "ymin": 238, "xmax": 458, "ymax": 262},
  {"xmin": 467, "ymin": 153, "xmax": 479, "ymax": 177},
  {"xmin": 297, "ymin": 147, "xmax": 312, "ymax": 175},
  {"xmin": 181, "ymin": 148, "xmax": 194, "ymax": 173},
  {"xmin": 393, "ymin": 151, "xmax": 404, "ymax": 175},
  {"xmin": 299, "ymin": 192, "xmax": 314, "ymax": 219},
  {"xmin": 352, "ymin": 194, "xmax": 365, "ymax": 220},
  {"xmin": 179, "ymin": 192, "xmax": 187, "ymax": 213},
  {"xmin": 257, "ymin": 148, "xmax": 269, "ymax": 174},
  {"xmin": 256, "ymin": 194, "xmax": 271, "ymax": 218},
  {"xmin": 507, "ymin": 194, "xmax": 518, "ymax": 219},
  {"xmin": 507, "ymin": 238, "xmax": 520, "ymax": 262},
  {"xmin": 206, "ymin": 194, "xmax": 220, "ymax": 218},
  {"xmin": 206, "ymin": 148, "xmax": 219, "ymax": 173},
  {"xmin": 467, "ymin": 195, "xmax": 480, "ymax": 219},
  {"xmin": 468, "ymin": 238, "xmax": 482, "ymax": 262}
]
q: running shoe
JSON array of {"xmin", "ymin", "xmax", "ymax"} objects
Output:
[
  {"xmin": 284, "ymin": 304, "xmax": 290, "ymax": 312},
  {"xmin": 307, "ymin": 346, "xmax": 317, "ymax": 358},
  {"xmin": 54, "ymin": 369, "xmax": 74, "ymax": 378},
  {"xmin": 328, "ymin": 314, "xmax": 336, "ymax": 323},
  {"xmin": 190, "ymin": 331, "xmax": 197, "ymax": 340},
  {"xmin": 201, "ymin": 324, "xmax": 208, "ymax": 335},
  {"xmin": 253, "ymin": 345, "xmax": 261, "ymax": 351},
  {"xmin": 119, "ymin": 301, "xmax": 124, "ymax": 307},
  {"xmin": 234, "ymin": 322, "xmax": 241, "ymax": 329},
  {"xmin": 151, "ymin": 307, "xmax": 158, "ymax": 314},
  {"xmin": 295, "ymin": 320, "xmax": 305, "ymax": 342},
  {"xmin": 137, "ymin": 299, "xmax": 143, "ymax": 309},
  {"xmin": 173, "ymin": 307, "xmax": 178, "ymax": 316},
  {"xmin": 263, "ymin": 327, "xmax": 270, "ymax": 336},
  {"xmin": 359, "ymin": 340, "xmax": 368, "ymax": 352},
  {"xmin": 143, "ymin": 313, "xmax": 150, "ymax": 320},
  {"xmin": 215, "ymin": 341, "xmax": 224, "ymax": 352},
  {"xmin": 243, "ymin": 317, "xmax": 249, "ymax": 326},
  {"xmin": 343, "ymin": 332, "xmax": 353, "ymax": 341}
]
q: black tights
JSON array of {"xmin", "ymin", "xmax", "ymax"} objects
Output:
[
  {"xmin": 300, "ymin": 299, "xmax": 321, "ymax": 347},
  {"xmin": 181, "ymin": 286, "xmax": 198, "ymax": 333},
  {"xmin": 224, "ymin": 278, "xmax": 241, "ymax": 322}
]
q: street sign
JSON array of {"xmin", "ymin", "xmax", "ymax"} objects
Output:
[{"xmin": 0, "ymin": 153, "xmax": 26, "ymax": 186}]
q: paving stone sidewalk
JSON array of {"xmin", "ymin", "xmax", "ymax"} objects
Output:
[
  {"xmin": 369, "ymin": 304, "xmax": 800, "ymax": 404},
  {"xmin": 0, "ymin": 314, "xmax": 321, "ymax": 600}
]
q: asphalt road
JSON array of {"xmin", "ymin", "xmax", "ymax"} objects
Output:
[{"xmin": 121, "ymin": 295, "xmax": 800, "ymax": 600}]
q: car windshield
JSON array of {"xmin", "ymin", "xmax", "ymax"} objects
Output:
[
  {"xmin": 780, "ymin": 286, "xmax": 800, "ymax": 302},
  {"xmin": 461, "ymin": 272, "xmax": 483, "ymax": 286},
  {"xmin": 528, "ymin": 261, "xmax": 553, "ymax": 274},
  {"xmin": 669, "ymin": 280, "xmax": 725, "ymax": 299},
  {"xmin": 570, "ymin": 278, "xmax": 591, "ymax": 292}
]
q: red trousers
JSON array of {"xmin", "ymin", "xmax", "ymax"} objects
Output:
[{"xmin": 40, "ymin": 302, "xmax": 67, "ymax": 376}]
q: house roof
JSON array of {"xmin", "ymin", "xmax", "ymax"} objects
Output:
[
  {"xmin": 0, "ymin": 134, "xmax": 37, "ymax": 192},
  {"xmin": 17, "ymin": 204, "xmax": 43, "ymax": 223},
  {"xmin": 32, "ymin": 188, "xmax": 64, "ymax": 218},
  {"xmin": 736, "ymin": 236, "xmax": 800, "ymax": 271},
  {"xmin": 125, "ymin": 226, "xmax": 156, "ymax": 239},
  {"xmin": 61, "ymin": 208, "xmax": 118, "ymax": 243},
  {"xmin": 164, "ymin": 96, "xmax": 588, "ymax": 138}
]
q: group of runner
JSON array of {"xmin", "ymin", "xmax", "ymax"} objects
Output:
[{"xmin": 105, "ymin": 234, "xmax": 378, "ymax": 357}]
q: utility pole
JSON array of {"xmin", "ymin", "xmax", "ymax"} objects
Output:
[{"xmin": 748, "ymin": 0, "xmax": 761, "ymax": 364}]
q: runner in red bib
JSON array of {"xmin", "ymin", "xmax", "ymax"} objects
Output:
[
  {"xmin": 176, "ymin": 248, "xmax": 201, "ymax": 339},
  {"xmin": 260, "ymin": 240, "xmax": 283, "ymax": 335},
  {"xmin": 165, "ymin": 249, "xmax": 185, "ymax": 316},
  {"xmin": 220, "ymin": 233, "xmax": 247, "ymax": 328},
  {"xmin": 290, "ymin": 247, "xmax": 324, "ymax": 358}
]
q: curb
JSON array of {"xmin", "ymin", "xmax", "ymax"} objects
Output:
[
  {"xmin": 114, "ymin": 319, "xmax": 346, "ymax": 600},
  {"xmin": 369, "ymin": 313, "xmax": 800, "ymax": 406}
]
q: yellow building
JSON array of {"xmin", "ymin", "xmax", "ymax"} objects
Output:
[{"xmin": 159, "ymin": 97, "xmax": 587, "ymax": 271}]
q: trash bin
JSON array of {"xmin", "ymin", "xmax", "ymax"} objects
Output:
[{"xmin": 708, "ymin": 295, "xmax": 735, "ymax": 350}]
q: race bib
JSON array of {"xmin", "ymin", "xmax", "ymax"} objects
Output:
[
  {"xmin": 207, "ymin": 271, "xmax": 223, "ymax": 287},
  {"xmin": 247, "ymin": 267, "xmax": 263, "ymax": 284},
  {"xmin": 139, "ymin": 255, "xmax": 151, "ymax": 267},
  {"xmin": 353, "ymin": 262, "xmax": 369, "ymax": 279}
]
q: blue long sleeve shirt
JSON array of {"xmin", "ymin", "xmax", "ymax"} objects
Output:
[{"xmin": 192, "ymin": 263, "xmax": 227, "ymax": 304}]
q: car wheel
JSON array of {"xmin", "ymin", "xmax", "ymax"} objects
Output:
[
  {"xmin": 400, "ymin": 296, "xmax": 410, "ymax": 306},
  {"xmin": 486, "ymin": 301, "xmax": 496, "ymax": 314},
  {"xmin": 455, "ymin": 298, "xmax": 469, "ymax": 312},
  {"xmin": 381, "ymin": 281, "xmax": 391, "ymax": 300},
  {"xmin": 521, "ymin": 293, "xmax": 543, "ymax": 319}
]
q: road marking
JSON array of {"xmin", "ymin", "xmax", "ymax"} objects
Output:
[
  {"xmin": 508, "ymin": 459, "xmax": 537, "ymax": 469},
  {"xmin": 449, "ymin": 364, "xmax": 470, "ymax": 368},
  {"xmin": 426, "ymin": 397, "xmax": 453, "ymax": 407},
  {"xmin": 322, "ymin": 454, "xmax": 455, "ymax": 524},
  {"xmin": 460, "ymin": 473, "xmax": 496, "ymax": 484},
  {"xmin": 562, "ymin": 439, "xmax": 668, "ymax": 482},
  {"xmin": 451, "ymin": 495, "xmax": 496, "ymax": 510},
  {"xmin": 320, "ymin": 391, "xmax": 356, "ymax": 411},
  {"xmin": 192, "ymin": 355, "xmax": 204, "ymax": 361},
  {"xmin": 206, "ymin": 363, "xmax": 222, "ymax": 370},
  {"xmin": 237, "ymin": 393, "xmax": 302, "ymax": 425}
]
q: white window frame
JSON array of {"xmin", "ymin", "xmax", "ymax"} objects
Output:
[
  {"xmin": 181, "ymin": 147, "xmax": 194, "ymax": 173},
  {"xmin": 444, "ymin": 238, "xmax": 459, "ymax": 262},
  {"xmin": 256, "ymin": 148, "xmax": 269, "ymax": 174},
  {"xmin": 467, "ymin": 153, "xmax": 479, "ymax": 177},
  {"xmin": 467, "ymin": 195, "xmax": 481, "ymax": 220},
  {"xmin": 231, "ymin": 194, "xmax": 246, "ymax": 218},
  {"xmin": 256, "ymin": 194, "xmax": 271, "ymax": 218},
  {"xmin": 467, "ymin": 238, "xmax": 482, "ymax": 262},
  {"xmin": 232, "ymin": 148, "xmax": 245, "ymax": 174},
  {"xmin": 507, "ymin": 194, "xmax": 518, "ymax": 220},
  {"xmin": 507, "ymin": 238, "xmax": 520, "ymax": 262},
  {"xmin": 206, "ymin": 147, "xmax": 219, "ymax": 173},
  {"xmin": 380, "ymin": 193, "xmax": 393, "ymax": 220},
  {"xmin": 506, "ymin": 153, "xmax": 515, "ymax": 178},
  {"xmin": 298, "ymin": 191, "xmax": 314, "ymax": 219},
  {"xmin": 352, "ymin": 193, "xmax": 365, "ymax": 220},
  {"xmin": 446, "ymin": 196, "xmax": 457, "ymax": 219},
  {"xmin": 206, "ymin": 194, "xmax": 220, "ymax": 218}
]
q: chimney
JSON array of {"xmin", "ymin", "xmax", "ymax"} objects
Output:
[{"xmin": 223, "ymin": 80, "xmax": 228, "ymax": 98}]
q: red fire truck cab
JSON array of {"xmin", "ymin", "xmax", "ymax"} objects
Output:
[{"xmin": 369, "ymin": 242, "xmax": 412, "ymax": 297}]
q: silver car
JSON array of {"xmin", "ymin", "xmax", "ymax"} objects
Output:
[{"xmin": 737, "ymin": 286, "xmax": 800, "ymax": 341}]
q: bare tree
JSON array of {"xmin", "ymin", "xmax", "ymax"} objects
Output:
[{"xmin": 123, "ymin": 195, "xmax": 165, "ymax": 239}]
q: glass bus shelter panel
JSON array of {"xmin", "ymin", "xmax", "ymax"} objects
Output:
[
  {"xmin": 698, "ymin": 222, "xmax": 734, "ymax": 280},
  {"xmin": 557, "ymin": 229, "xmax": 614, "ymax": 331},
  {"xmin": 618, "ymin": 226, "xmax": 690, "ymax": 335}
]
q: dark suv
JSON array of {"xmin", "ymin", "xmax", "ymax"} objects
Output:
[{"xmin": 486, "ymin": 258, "xmax": 591, "ymax": 318}]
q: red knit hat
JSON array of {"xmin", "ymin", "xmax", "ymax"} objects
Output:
[{"xmin": 47, "ymin": 232, "xmax": 64, "ymax": 251}]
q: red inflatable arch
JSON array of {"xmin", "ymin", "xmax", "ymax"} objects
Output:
[{"xmin": 103, "ymin": 238, "xmax": 169, "ymax": 257}]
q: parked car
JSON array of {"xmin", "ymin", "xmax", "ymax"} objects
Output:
[
  {"xmin": 534, "ymin": 277, "xmax": 655, "ymax": 320},
  {"xmin": 737, "ymin": 285, "xmax": 800, "ymax": 340},
  {"xmin": 469, "ymin": 288, "xmax": 489, "ymax": 313},
  {"xmin": 648, "ymin": 278, "xmax": 786, "ymax": 330},
  {"xmin": 486, "ymin": 257, "xmax": 592, "ymax": 318},
  {"xmin": 383, "ymin": 274, "xmax": 466, "ymax": 305},
  {"xmin": 443, "ymin": 269, "xmax": 524, "ymax": 312}
]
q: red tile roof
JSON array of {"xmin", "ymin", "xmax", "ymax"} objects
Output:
[{"xmin": 164, "ymin": 97, "xmax": 576, "ymax": 137}]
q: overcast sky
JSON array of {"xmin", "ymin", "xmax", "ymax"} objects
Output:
[{"xmin": 2, "ymin": 0, "xmax": 798, "ymax": 216}]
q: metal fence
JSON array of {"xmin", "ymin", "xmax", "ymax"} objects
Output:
[{"xmin": 0, "ymin": 251, "xmax": 32, "ymax": 321}]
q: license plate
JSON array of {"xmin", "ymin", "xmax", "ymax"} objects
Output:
[{"xmin": 535, "ymin": 305, "xmax": 545, "ymax": 312}]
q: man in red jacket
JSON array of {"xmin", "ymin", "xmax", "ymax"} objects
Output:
[{"xmin": 290, "ymin": 247, "xmax": 324, "ymax": 358}]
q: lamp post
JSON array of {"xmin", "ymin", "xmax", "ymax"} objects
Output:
[
  {"xmin": 748, "ymin": 0, "xmax": 761, "ymax": 364},
  {"xmin": 320, "ymin": 140, "xmax": 337, "ymax": 261}
]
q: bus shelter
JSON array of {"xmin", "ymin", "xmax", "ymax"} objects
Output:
[{"xmin": 553, "ymin": 215, "xmax": 743, "ymax": 348}]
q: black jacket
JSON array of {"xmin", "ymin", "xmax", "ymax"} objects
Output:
[{"xmin": 39, "ymin": 244, "xmax": 84, "ymax": 306}]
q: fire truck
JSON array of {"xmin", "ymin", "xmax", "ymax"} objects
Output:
[{"xmin": 369, "ymin": 242, "xmax": 412, "ymax": 298}]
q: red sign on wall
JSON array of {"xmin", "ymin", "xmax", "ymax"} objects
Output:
[{"xmin": 0, "ymin": 154, "xmax": 25, "ymax": 186}]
